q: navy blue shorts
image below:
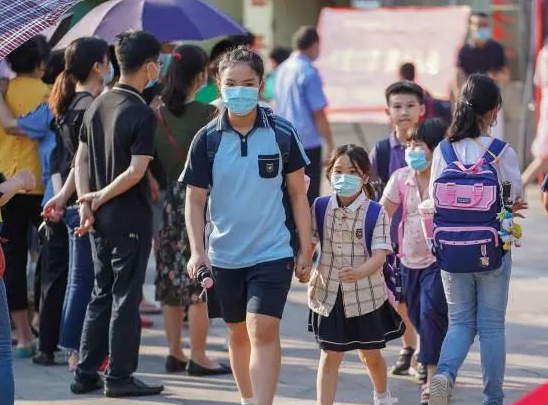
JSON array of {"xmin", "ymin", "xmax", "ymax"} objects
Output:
[
  {"xmin": 212, "ymin": 258, "xmax": 294, "ymax": 324},
  {"xmin": 400, "ymin": 262, "xmax": 448, "ymax": 365}
]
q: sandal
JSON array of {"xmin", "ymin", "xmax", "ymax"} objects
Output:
[
  {"xmin": 391, "ymin": 347, "xmax": 415, "ymax": 375},
  {"xmin": 420, "ymin": 383, "xmax": 430, "ymax": 405}
]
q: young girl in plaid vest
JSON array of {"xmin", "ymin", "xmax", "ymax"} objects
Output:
[{"xmin": 308, "ymin": 145, "xmax": 405, "ymax": 405}]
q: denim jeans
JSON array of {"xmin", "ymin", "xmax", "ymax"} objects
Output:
[
  {"xmin": 436, "ymin": 253, "xmax": 511, "ymax": 405},
  {"xmin": 0, "ymin": 278, "xmax": 14, "ymax": 405},
  {"xmin": 58, "ymin": 206, "xmax": 94, "ymax": 351}
]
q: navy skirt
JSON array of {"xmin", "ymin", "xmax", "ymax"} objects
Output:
[{"xmin": 308, "ymin": 289, "xmax": 405, "ymax": 352}]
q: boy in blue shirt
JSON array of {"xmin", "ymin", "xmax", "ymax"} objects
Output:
[{"xmin": 370, "ymin": 81, "xmax": 426, "ymax": 376}]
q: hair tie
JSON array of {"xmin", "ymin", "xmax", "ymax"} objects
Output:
[
  {"xmin": 462, "ymin": 99, "xmax": 474, "ymax": 109},
  {"xmin": 172, "ymin": 52, "xmax": 182, "ymax": 61}
]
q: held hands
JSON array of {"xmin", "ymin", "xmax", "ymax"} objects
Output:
[
  {"xmin": 294, "ymin": 251, "xmax": 312, "ymax": 283},
  {"xmin": 13, "ymin": 169, "xmax": 35, "ymax": 193},
  {"xmin": 187, "ymin": 253, "xmax": 212, "ymax": 279}
]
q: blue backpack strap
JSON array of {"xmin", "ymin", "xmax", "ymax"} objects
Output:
[
  {"xmin": 375, "ymin": 138, "xmax": 391, "ymax": 184},
  {"xmin": 314, "ymin": 196, "xmax": 331, "ymax": 248},
  {"xmin": 266, "ymin": 108, "xmax": 291, "ymax": 166},
  {"xmin": 439, "ymin": 139, "xmax": 459, "ymax": 165},
  {"xmin": 206, "ymin": 120, "xmax": 222, "ymax": 164},
  {"xmin": 484, "ymin": 138, "xmax": 508, "ymax": 164},
  {"xmin": 363, "ymin": 201, "xmax": 382, "ymax": 256}
]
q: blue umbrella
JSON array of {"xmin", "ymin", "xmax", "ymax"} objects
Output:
[
  {"xmin": 0, "ymin": 0, "xmax": 80, "ymax": 60},
  {"xmin": 55, "ymin": 0, "xmax": 245, "ymax": 48}
]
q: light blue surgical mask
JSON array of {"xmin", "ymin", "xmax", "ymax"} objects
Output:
[
  {"xmin": 475, "ymin": 27, "xmax": 492, "ymax": 42},
  {"xmin": 221, "ymin": 86, "xmax": 259, "ymax": 116},
  {"xmin": 405, "ymin": 149, "xmax": 431, "ymax": 172},
  {"xmin": 145, "ymin": 62, "xmax": 160, "ymax": 89},
  {"xmin": 102, "ymin": 64, "xmax": 114, "ymax": 86},
  {"xmin": 331, "ymin": 173, "xmax": 363, "ymax": 198}
]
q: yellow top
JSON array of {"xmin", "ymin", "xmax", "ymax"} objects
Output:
[{"xmin": 0, "ymin": 76, "xmax": 49, "ymax": 195}]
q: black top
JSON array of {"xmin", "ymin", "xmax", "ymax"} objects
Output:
[
  {"xmin": 457, "ymin": 40, "xmax": 506, "ymax": 76},
  {"xmin": 79, "ymin": 84, "xmax": 156, "ymax": 235},
  {"xmin": 51, "ymin": 92, "xmax": 94, "ymax": 205}
]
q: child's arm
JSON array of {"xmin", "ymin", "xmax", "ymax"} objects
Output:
[
  {"xmin": 339, "ymin": 250, "xmax": 387, "ymax": 282},
  {"xmin": 0, "ymin": 170, "xmax": 36, "ymax": 206},
  {"xmin": 380, "ymin": 170, "xmax": 402, "ymax": 218}
]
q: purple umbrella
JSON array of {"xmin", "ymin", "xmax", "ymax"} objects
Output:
[
  {"xmin": 55, "ymin": 0, "xmax": 245, "ymax": 48},
  {"xmin": 0, "ymin": 0, "xmax": 80, "ymax": 60}
]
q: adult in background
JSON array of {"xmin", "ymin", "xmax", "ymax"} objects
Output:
[
  {"xmin": 454, "ymin": 12, "xmax": 509, "ymax": 139},
  {"xmin": 71, "ymin": 31, "xmax": 164, "ymax": 398},
  {"xmin": 154, "ymin": 44, "xmax": 229, "ymax": 376},
  {"xmin": 0, "ymin": 35, "xmax": 51, "ymax": 358},
  {"xmin": 275, "ymin": 26, "xmax": 334, "ymax": 205}
]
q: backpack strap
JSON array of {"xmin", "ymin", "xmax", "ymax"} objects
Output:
[
  {"xmin": 363, "ymin": 201, "xmax": 382, "ymax": 256},
  {"xmin": 314, "ymin": 196, "xmax": 331, "ymax": 248},
  {"xmin": 439, "ymin": 139, "xmax": 460, "ymax": 165},
  {"xmin": 376, "ymin": 138, "xmax": 391, "ymax": 184},
  {"xmin": 396, "ymin": 171, "xmax": 409, "ymax": 257},
  {"xmin": 207, "ymin": 107, "xmax": 292, "ymax": 167},
  {"xmin": 483, "ymin": 138, "xmax": 508, "ymax": 164}
]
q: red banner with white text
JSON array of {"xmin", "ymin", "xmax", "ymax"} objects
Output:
[{"xmin": 316, "ymin": 6, "xmax": 470, "ymax": 123}]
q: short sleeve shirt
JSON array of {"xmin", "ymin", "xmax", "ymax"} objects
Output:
[
  {"xmin": 180, "ymin": 107, "xmax": 309, "ymax": 269},
  {"xmin": 383, "ymin": 167, "xmax": 436, "ymax": 269},
  {"xmin": 80, "ymin": 84, "xmax": 156, "ymax": 235},
  {"xmin": 309, "ymin": 193, "xmax": 392, "ymax": 318},
  {"xmin": 274, "ymin": 53, "xmax": 328, "ymax": 150},
  {"xmin": 457, "ymin": 40, "xmax": 506, "ymax": 76}
]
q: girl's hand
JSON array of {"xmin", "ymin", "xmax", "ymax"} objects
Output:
[
  {"xmin": 338, "ymin": 267, "xmax": 365, "ymax": 283},
  {"xmin": 294, "ymin": 252, "xmax": 312, "ymax": 283},
  {"xmin": 512, "ymin": 198, "xmax": 528, "ymax": 219},
  {"xmin": 187, "ymin": 253, "xmax": 212, "ymax": 279}
]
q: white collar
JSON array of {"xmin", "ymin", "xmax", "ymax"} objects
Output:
[{"xmin": 330, "ymin": 192, "xmax": 366, "ymax": 212}]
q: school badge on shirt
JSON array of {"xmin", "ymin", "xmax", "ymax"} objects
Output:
[
  {"xmin": 355, "ymin": 229, "xmax": 363, "ymax": 240},
  {"xmin": 266, "ymin": 163, "xmax": 275, "ymax": 173}
]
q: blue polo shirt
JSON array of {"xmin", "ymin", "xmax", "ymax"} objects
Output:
[
  {"xmin": 274, "ymin": 53, "xmax": 328, "ymax": 150},
  {"xmin": 181, "ymin": 107, "xmax": 309, "ymax": 269}
]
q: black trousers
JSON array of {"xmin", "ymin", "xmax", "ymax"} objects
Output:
[
  {"xmin": 305, "ymin": 147, "xmax": 322, "ymax": 207},
  {"xmin": 77, "ymin": 232, "xmax": 151, "ymax": 385},
  {"xmin": 0, "ymin": 194, "xmax": 43, "ymax": 311},
  {"xmin": 37, "ymin": 221, "xmax": 69, "ymax": 354}
]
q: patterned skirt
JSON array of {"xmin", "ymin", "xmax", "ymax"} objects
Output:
[{"xmin": 155, "ymin": 182, "xmax": 203, "ymax": 307}]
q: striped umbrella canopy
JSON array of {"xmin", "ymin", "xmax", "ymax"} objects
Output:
[{"xmin": 0, "ymin": 0, "xmax": 81, "ymax": 60}]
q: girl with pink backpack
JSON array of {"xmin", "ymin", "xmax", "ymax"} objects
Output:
[
  {"xmin": 427, "ymin": 74, "xmax": 527, "ymax": 405},
  {"xmin": 381, "ymin": 118, "xmax": 449, "ymax": 405}
]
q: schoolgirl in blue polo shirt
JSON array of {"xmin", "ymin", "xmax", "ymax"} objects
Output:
[{"xmin": 181, "ymin": 46, "xmax": 311, "ymax": 405}]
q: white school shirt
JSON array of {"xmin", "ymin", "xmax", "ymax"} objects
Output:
[{"xmin": 428, "ymin": 136, "xmax": 523, "ymax": 201}]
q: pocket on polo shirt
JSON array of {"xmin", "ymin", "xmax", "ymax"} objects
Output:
[{"xmin": 258, "ymin": 154, "xmax": 280, "ymax": 179}]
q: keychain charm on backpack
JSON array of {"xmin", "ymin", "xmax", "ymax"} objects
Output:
[{"xmin": 496, "ymin": 181, "xmax": 522, "ymax": 251}]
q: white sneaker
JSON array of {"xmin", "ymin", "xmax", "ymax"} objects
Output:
[
  {"xmin": 429, "ymin": 374, "xmax": 451, "ymax": 405},
  {"xmin": 373, "ymin": 390, "xmax": 398, "ymax": 405}
]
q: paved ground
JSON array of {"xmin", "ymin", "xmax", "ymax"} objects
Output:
[{"xmin": 13, "ymin": 125, "xmax": 548, "ymax": 404}]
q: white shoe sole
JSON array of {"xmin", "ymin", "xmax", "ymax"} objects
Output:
[{"xmin": 429, "ymin": 375, "xmax": 450, "ymax": 405}]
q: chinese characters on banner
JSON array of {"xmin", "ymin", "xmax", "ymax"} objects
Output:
[{"xmin": 316, "ymin": 6, "xmax": 470, "ymax": 123}]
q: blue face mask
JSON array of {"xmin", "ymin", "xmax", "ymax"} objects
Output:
[
  {"xmin": 331, "ymin": 173, "xmax": 363, "ymax": 198},
  {"xmin": 145, "ymin": 62, "xmax": 160, "ymax": 89},
  {"xmin": 221, "ymin": 86, "xmax": 259, "ymax": 116},
  {"xmin": 405, "ymin": 149, "xmax": 431, "ymax": 172},
  {"xmin": 475, "ymin": 27, "xmax": 492, "ymax": 42},
  {"xmin": 102, "ymin": 64, "xmax": 114, "ymax": 86}
]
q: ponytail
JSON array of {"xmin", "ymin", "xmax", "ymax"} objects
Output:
[
  {"xmin": 49, "ymin": 70, "xmax": 76, "ymax": 119},
  {"xmin": 447, "ymin": 73, "xmax": 501, "ymax": 143}
]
